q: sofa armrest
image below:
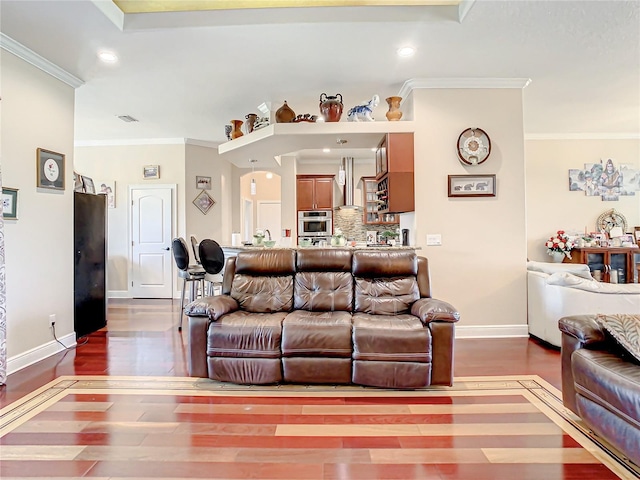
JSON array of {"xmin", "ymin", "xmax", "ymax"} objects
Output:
[
  {"xmin": 187, "ymin": 315, "xmax": 210, "ymax": 378},
  {"xmin": 558, "ymin": 315, "xmax": 606, "ymax": 345},
  {"xmin": 558, "ymin": 315, "xmax": 606, "ymax": 414},
  {"xmin": 185, "ymin": 295, "xmax": 239, "ymax": 320},
  {"xmin": 411, "ymin": 298, "xmax": 460, "ymax": 325}
]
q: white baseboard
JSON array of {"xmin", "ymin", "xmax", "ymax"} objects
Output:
[
  {"xmin": 7, "ymin": 333, "xmax": 77, "ymax": 376},
  {"xmin": 455, "ymin": 324, "xmax": 529, "ymax": 339},
  {"xmin": 108, "ymin": 290, "xmax": 131, "ymax": 298}
]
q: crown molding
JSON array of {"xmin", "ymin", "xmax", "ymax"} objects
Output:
[
  {"xmin": 458, "ymin": 0, "xmax": 476, "ymax": 22},
  {"xmin": 0, "ymin": 33, "xmax": 84, "ymax": 89},
  {"xmin": 398, "ymin": 77, "xmax": 531, "ymax": 99},
  {"xmin": 525, "ymin": 133, "xmax": 640, "ymax": 140},
  {"xmin": 185, "ymin": 138, "xmax": 220, "ymax": 149},
  {"xmin": 75, "ymin": 138, "xmax": 187, "ymax": 147},
  {"xmin": 91, "ymin": 0, "xmax": 125, "ymax": 31}
]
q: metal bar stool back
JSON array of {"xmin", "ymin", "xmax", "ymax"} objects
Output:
[{"xmin": 172, "ymin": 237, "xmax": 205, "ymax": 331}]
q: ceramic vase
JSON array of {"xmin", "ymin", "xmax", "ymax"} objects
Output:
[
  {"xmin": 550, "ymin": 251, "xmax": 565, "ymax": 263},
  {"xmin": 230, "ymin": 120, "xmax": 244, "ymax": 139},
  {"xmin": 275, "ymin": 101, "xmax": 296, "ymax": 123},
  {"xmin": 252, "ymin": 235, "xmax": 264, "ymax": 246},
  {"xmin": 385, "ymin": 96, "xmax": 403, "ymax": 121},
  {"xmin": 319, "ymin": 93, "xmax": 343, "ymax": 122},
  {"xmin": 245, "ymin": 113, "xmax": 258, "ymax": 133}
]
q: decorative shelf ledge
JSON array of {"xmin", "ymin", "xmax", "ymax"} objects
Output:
[{"xmin": 217, "ymin": 121, "xmax": 415, "ymax": 167}]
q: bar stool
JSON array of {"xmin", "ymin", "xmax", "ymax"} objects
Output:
[
  {"xmin": 190, "ymin": 235, "xmax": 201, "ymax": 264},
  {"xmin": 172, "ymin": 237, "xmax": 205, "ymax": 331},
  {"xmin": 199, "ymin": 239, "xmax": 225, "ymax": 296}
]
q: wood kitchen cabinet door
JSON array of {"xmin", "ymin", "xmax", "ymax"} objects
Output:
[
  {"xmin": 296, "ymin": 175, "xmax": 334, "ymax": 210},
  {"xmin": 296, "ymin": 177, "xmax": 316, "ymax": 210},
  {"xmin": 313, "ymin": 177, "xmax": 333, "ymax": 209}
]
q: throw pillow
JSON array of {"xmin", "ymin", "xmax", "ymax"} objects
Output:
[{"xmin": 595, "ymin": 314, "xmax": 640, "ymax": 363}]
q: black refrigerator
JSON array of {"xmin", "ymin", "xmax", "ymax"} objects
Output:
[{"xmin": 74, "ymin": 192, "xmax": 107, "ymax": 338}]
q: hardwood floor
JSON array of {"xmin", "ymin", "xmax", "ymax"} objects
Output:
[
  {"xmin": 0, "ymin": 298, "xmax": 561, "ymax": 408},
  {"xmin": 5, "ymin": 300, "xmax": 633, "ymax": 480}
]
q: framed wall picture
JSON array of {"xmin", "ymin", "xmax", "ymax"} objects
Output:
[
  {"xmin": 2, "ymin": 187, "xmax": 18, "ymax": 220},
  {"xmin": 36, "ymin": 148, "xmax": 65, "ymax": 190},
  {"xmin": 448, "ymin": 174, "xmax": 496, "ymax": 198},
  {"xmin": 193, "ymin": 190, "xmax": 216, "ymax": 214},
  {"xmin": 82, "ymin": 176, "xmax": 95, "ymax": 194},
  {"xmin": 97, "ymin": 180, "xmax": 116, "ymax": 208},
  {"xmin": 143, "ymin": 165, "xmax": 160, "ymax": 179},
  {"xmin": 196, "ymin": 176, "xmax": 211, "ymax": 190}
]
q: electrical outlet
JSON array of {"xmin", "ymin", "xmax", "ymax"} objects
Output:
[{"xmin": 49, "ymin": 314, "xmax": 56, "ymax": 327}]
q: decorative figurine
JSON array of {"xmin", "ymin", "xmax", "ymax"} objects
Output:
[{"xmin": 347, "ymin": 94, "xmax": 379, "ymax": 122}]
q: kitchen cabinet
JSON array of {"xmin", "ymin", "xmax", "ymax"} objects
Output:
[
  {"xmin": 375, "ymin": 132, "xmax": 414, "ymax": 178},
  {"xmin": 375, "ymin": 133, "xmax": 414, "ymax": 214},
  {"xmin": 362, "ymin": 176, "xmax": 398, "ymax": 224},
  {"xmin": 296, "ymin": 175, "xmax": 334, "ymax": 210},
  {"xmin": 566, "ymin": 247, "xmax": 637, "ymax": 283}
]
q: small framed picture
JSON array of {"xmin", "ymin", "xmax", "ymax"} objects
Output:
[
  {"xmin": 73, "ymin": 172, "xmax": 84, "ymax": 192},
  {"xmin": 196, "ymin": 176, "xmax": 211, "ymax": 190},
  {"xmin": 143, "ymin": 165, "xmax": 160, "ymax": 179},
  {"xmin": 97, "ymin": 180, "xmax": 116, "ymax": 208},
  {"xmin": 82, "ymin": 176, "xmax": 95, "ymax": 194},
  {"xmin": 448, "ymin": 174, "xmax": 496, "ymax": 198},
  {"xmin": 2, "ymin": 187, "xmax": 18, "ymax": 220},
  {"xmin": 193, "ymin": 190, "xmax": 216, "ymax": 214},
  {"xmin": 635, "ymin": 226, "xmax": 640, "ymax": 245},
  {"xmin": 36, "ymin": 148, "xmax": 65, "ymax": 190}
]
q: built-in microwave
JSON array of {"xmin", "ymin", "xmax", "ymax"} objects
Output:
[{"xmin": 298, "ymin": 210, "xmax": 332, "ymax": 237}]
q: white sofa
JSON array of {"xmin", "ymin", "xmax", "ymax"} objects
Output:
[{"xmin": 527, "ymin": 261, "xmax": 640, "ymax": 347}]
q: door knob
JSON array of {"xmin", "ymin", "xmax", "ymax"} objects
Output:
[{"xmin": 163, "ymin": 247, "xmax": 170, "ymax": 251}]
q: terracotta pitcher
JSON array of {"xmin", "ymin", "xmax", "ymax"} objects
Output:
[
  {"xmin": 319, "ymin": 93, "xmax": 343, "ymax": 122},
  {"xmin": 385, "ymin": 96, "xmax": 403, "ymax": 121},
  {"xmin": 230, "ymin": 120, "xmax": 244, "ymax": 139}
]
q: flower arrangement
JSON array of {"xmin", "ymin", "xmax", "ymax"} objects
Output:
[
  {"xmin": 546, "ymin": 230, "xmax": 574, "ymax": 259},
  {"xmin": 253, "ymin": 229, "xmax": 265, "ymax": 245},
  {"xmin": 331, "ymin": 228, "xmax": 346, "ymax": 246}
]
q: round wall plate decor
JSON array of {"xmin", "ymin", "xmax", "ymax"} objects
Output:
[
  {"xmin": 457, "ymin": 128, "xmax": 491, "ymax": 165},
  {"xmin": 596, "ymin": 208, "xmax": 627, "ymax": 234}
]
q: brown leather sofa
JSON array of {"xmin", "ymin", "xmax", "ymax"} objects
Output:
[
  {"xmin": 185, "ymin": 248, "xmax": 460, "ymax": 388},
  {"xmin": 558, "ymin": 315, "xmax": 640, "ymax": 466}
]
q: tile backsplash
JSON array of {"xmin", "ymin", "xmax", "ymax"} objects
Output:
[{"xmin": 333, "ymin": 207, "xmax": 399, "ymax": 242}]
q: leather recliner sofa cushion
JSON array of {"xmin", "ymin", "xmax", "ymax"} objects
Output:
[
  {"xmin": 572, "ymin": 348, "xmax": 640, "ymax": 426},
  {"xmin": 282, "ymin": 310, "xmax": 352, "ymax": 358},
  {"xmin": 207, "ymin": 311, "xmax": 287, "ymax": 358}
]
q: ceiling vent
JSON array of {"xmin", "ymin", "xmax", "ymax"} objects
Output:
[{"xmin": 117, "ymin": 115, "xmax": 139, "ymax": 123}]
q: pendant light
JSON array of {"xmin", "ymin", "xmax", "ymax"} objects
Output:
[{"xmin": 249, "ymin": 159, "xmax": 257, "ymax": 195}]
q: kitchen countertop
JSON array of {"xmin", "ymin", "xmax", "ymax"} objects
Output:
[{"xmin": 221, "ymin": 245, "xmax": 419, "ymax": 251}]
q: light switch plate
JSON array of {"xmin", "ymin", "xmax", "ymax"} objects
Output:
[{"xmin": 426, "ymin": 234, "xmax": 442, "ymax": 246}]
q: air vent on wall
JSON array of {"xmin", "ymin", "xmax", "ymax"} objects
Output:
[{"xmin": 117, "ymin": 115, "xmax": 139, "ymax": 123}]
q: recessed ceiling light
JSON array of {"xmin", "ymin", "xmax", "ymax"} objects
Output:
[
  {"xmin": 323, "ymin": 148, "xmax": 331, "ymax": 153},
  {"xmin": 98, "ymin": 50, "xmax": 118, "ymax": 63},
  {"xmin": 397, "ymin": 46, "xmax": 415, "ymax": 58},
  {"xmin": 370, "ymin": 148, "xmax": 376, "ymax": 152},
  {"xmin": 266, "ymin": 172, "xmax": 273, "ymax": 179}
]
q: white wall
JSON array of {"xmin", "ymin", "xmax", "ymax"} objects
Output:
[
  {"xmin": 411, "ymin": 87, "xmax": 527, "ymax": 336},
  {"xmin": 2, "ymin": 52, "xmax": 76, "ymax": 368},
  {"xmin": 185, "ymin": 143, "xmax": 232, "ymax": 247},
  {"xmin": 74, "ymin": 144, "xmax": 186, "ymax": 295},
  {"xmin": 526, "ymin": 138, "xmax": 640, "ymax": 261}
]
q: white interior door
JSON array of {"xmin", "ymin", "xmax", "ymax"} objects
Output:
[
  {"xmin": 257, "ymin": 201, "xmax": 282, "ymax": 243},
  {"xmin": 130, "ymin": 186, "xmax": 174, "ymax": 298}
]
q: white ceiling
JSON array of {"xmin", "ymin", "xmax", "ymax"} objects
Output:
[{"xmin": 1, "ymin": 0, "xmax": 639, "ymax": 159}]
